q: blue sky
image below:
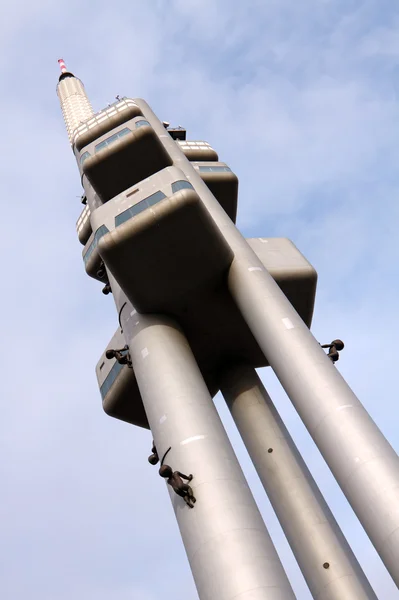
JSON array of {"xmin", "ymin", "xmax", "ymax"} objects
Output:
[{"xmin": 1, "ymin": 0, "xmax": 399, "ymax": 598}]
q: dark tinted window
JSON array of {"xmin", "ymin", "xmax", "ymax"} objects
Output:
[
  {"xmin": 80, "ymin": 151, "xmax": 91, "ymax": 165},
  {"xmin": 95, "ymin": 128, "xmax": 131, "ymax": 152},
  {"xmin": 171, "ymin": 180, "xmax": 194, "ymax": 193},
  {"xmin": 100, "ymin": 360, "xmax": 124, "ymax": 399},
  {"xmin": 115, "ymin": 191, "xmax": 167, "ymax": 227},
  {"xmin": 135, "ymin": 120, "xmax": 150, "ymax": 128},
  {"xmin": 83, "ymin": 225, "xmax": 109, "ymax": 265}
]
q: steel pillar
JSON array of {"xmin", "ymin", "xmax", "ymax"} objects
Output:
[
  {"xmin": 121, "ymin": 307, "xmax": 296, "ymax": 600},
  {"xmin": 226, "ymin": 258, "xmax": 399, "ymax": 588},
  {"xmin": 135, "ymin": 99, "xmax": 399, "ymax": 586},
  {"xmin": 220, "ymin": 365, "xmax": 377, "ymax": 599}
]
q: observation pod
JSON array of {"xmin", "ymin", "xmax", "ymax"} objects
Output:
[
  {"xmin": 92, "ymin": 170, "xmax": 234, "ymax": 313},
  {"xmin": 96, "ymin": 328, "xmax": 148, "ymax": 428},
  {"xmin": 246, "ymin": 237, "xmax": 317, "ymax": 327},
  {"xmin": 177, "ymin": 140, "xmax": 218, "ymax": 161},
  {"xmin": 81, "ymin": 117, "xmax": 172, "ymax": 202},
  {"xmin": 193, "ymin": 161, "xmax": 238, "ymax": 223}
]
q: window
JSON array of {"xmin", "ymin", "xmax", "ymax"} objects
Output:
[
  {"xmin": 80, "ymin": 151, "xmax": 91, "ymax": 165},
  {"xmin": 100, "ymin": 348, "xmax": 130, "ymax": 399},
  {"xmin": 100, "ymin": 360, "xmax": 123, "ymax": 399},
  {"xmin": 198, "ymin": 166, "xmax": 231, "ymax": 172},
  {"xmin": 135, "ymin": 119, "xmax": 150, "ymax": 128},
  {"xmin": 115, "ymin": 191, "xmax": 167, "ymax": 227},
  {"xmin": 94, "ymin": 128, "xmax": 131, "ymax": 153},
  {"xmin": 83, "ymin": 225, "xmax": 109, "ymax": 265},
  {"xmin": 171, "ymin": 180, "xmax": 194, "ymax": 193}
]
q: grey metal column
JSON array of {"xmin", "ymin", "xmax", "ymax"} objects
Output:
[
  {"xmin": 120, "ymin": 307, "xmax": 296, "ymax": 600},
  {"xmin": 226, "ymin": 255, "xmax": 399, "ymax": 588},
  {"xmin": 220, "ymin": 365, "xmax": 377, "ymax": 600},
  {"xmin": 135, "ymin": 98, "xmax": 399, "ymax": 586}
]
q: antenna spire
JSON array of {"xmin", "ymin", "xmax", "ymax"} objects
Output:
[{"xmin": 58, "ymin": 58, "xmax": 68, "ymax": 74}]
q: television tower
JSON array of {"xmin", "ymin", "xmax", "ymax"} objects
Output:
[{"xmin": 57, "ymin": 60, "xmax": 399, "ymax": 599}]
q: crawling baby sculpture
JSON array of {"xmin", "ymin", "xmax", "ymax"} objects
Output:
[{"xmin": 159, "ymin": 465, "xmax": 196, "ymax": 508}]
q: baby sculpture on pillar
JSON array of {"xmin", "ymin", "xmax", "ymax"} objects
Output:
[
  {"xmin": 148, "ymin": 442, "xmax": 197, "ymax": 508},
  {"xmin": 321, "ymin": 339, "xmax": 344, "ymax": 364}
]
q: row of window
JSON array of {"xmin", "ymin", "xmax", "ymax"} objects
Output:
[
  {"xmin": 81, "ymin": 166, "xmax": 232, "ymax": 260},
  {"xmin": 83, "ymin": 225, "xmax": 109, "ymax": 265},
  {"xmin": 83, "ymin": 181, "xmax": 195, "ymax": 262},
  {"xmin": 114, "ymin": 181, "xmax": 194, "ymax": 228},
  {"xmin": 197, "ymin": 166, "xmax": 232, "ymax": 172},
  {"xmin": 82, "ymin": 181, "xmax": 194, "ymax": 261},
  {"xmin": 115, "ymin": 190, "xmax": 167, "ymax": 227},
  {"xmin": 178, "ymin": 141, "xmax": 211, "ymax": 147},
  {"xmin": 80, "ymin": 121, "xmax": 152, "ymax": 163},
  {"xmin": 95, "ymin": 127, "xmax": 131, "ymax": 152}
]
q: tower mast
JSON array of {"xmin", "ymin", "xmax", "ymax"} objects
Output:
[{"xmin": 56, "ymin": 61, "xmax": 398, "ymax": 598}]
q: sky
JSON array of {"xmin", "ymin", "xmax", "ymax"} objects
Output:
[{"xmin": 1, "ymin": 0, "xmax": 399, "ymax": 598}]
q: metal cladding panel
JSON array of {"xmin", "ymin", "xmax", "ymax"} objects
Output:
[
  {"xmin": 98, "ymin": 188, "xmax": 234, "ymax": 313},
  {"xmin": 82, "ymin": 125, "xmax": 172, "ymax": 202}
]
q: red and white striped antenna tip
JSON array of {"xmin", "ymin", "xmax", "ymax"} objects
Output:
[{"xmin": 58, "ymin": 58, "xmax": 67, "ymax": 74}]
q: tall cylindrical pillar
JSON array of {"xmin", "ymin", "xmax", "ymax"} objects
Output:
[
  {"xmin": 220, "ymin": 365, "xmax": 377, "ymax": 600},
  {"xmin": 121, "ymin": 308, "xmax": 296, "ymax": 600},
  {"xmin": 135, "ymin": 99, "xmax": 399, "ymax": 586},
  {"xmin": 226, "ymin": 256, "xmax": 399, "ymax": 588}
]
